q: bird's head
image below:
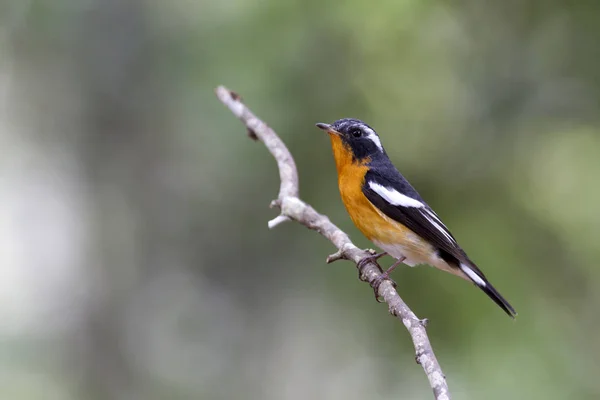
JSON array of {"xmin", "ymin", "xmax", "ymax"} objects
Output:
[{"xmin": 316, "ymin": 118, "xmax": 385, "ymax": 167}]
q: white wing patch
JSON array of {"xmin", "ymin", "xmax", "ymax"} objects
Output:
[
  {"xmin": 369, "ymin": 181, "xmax": 458, "ymax": 246},
  {"xmin": 422, "ymin": 208, "xmax": 456, "ymax": 244},
  {"xmin": 363, "ymin": 126, "xmax": 383, "ymax": 152},
  {"xmin": 460, "ymin": 264, "xmax": 487, "ymax": 287},
  {"xmin": 368, "ymin": 182, "xmax": 425, "ymax": 208}
]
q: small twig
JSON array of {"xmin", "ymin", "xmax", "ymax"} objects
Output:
[
  {"xmin": 267, "ymin": 214, "xmax": 291, "ymax": 229},
  {"xmin": 325, "ymin": 248, "xmax": 347, "ymax": 264},
  {"xmin": 215, "ymin": 85, "xmax": 451, "ymax": 400}
]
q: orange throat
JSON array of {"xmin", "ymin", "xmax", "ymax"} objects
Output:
[{"xmin": 329, "ymin": 133, "xmax": 356, "ymax": 176}]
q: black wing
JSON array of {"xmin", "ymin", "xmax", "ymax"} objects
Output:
[
  {"xmin": 362, "ymin": 169, "xmax": 469, "ymax": 266},
  {"xmin": 362, "ymin": 169, "xmax": 517, "ymax": 318}
]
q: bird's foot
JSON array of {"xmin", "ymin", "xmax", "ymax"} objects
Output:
[
  {"xmin": 357, "ymin": 251, "xmax": 388, "ymax": 279},
  {"xmin": 371, "ymin": 256, "xmax": 406, "ymax": 303},
  {"xmin": 372, "ymin": 270, "xmax": 397, "ymax": 302}
]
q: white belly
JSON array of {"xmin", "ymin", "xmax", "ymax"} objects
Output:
[
  {"xmin": 373, "ymin": 238, "xmax": 441, "ymax": 268},
  {"xmin": 373, "ymin": 237, "xmax": 467, "ymax": 280}
]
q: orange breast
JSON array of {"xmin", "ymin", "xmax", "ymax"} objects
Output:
[
  {"xmin": 329, "ymin": 134, "xmax": 404, "ymax": 241},
  {"xmin": 337, "ymin": 161, "xmax": 410, "ymax": 242}
]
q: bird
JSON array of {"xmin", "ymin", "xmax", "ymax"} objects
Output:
[{"xmin": 316, "ymin": 118, "xmax": 517, "ymax": 318}]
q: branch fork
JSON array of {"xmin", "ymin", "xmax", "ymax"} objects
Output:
[{"xmin": 215, "ymin": 85, "xmax": 451, "ymax": 400}]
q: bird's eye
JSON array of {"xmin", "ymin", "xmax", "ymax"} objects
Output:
[{"xmin": 350, "ymin": 128, "xmax": 362, "ymax": 138}]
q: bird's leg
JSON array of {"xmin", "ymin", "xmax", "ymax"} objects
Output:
[
  {"xmin": 372, "ymin": 256, "xmax": 406, "ymax": 302},
  {"xmin": 357, "ymin": 251, "xmax": 388, "ymax": 278}
]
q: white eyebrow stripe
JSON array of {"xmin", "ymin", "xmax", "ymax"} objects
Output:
[
  {"xmin": 362, "ymin": 126, "xmax": 383, "ymax": 152},
  {"xmin": 368, "ymin": 182, "xmax": 425, "ymax": 208}
]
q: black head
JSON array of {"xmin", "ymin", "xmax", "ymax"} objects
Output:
[{"xmin": 316, "ymin": 118, "xmax": 385, "ymax": 162}]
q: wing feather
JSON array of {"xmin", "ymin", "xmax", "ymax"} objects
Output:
[
  {"xmin": 363, "ymin": 170, "xmax": 468, "ymax": 265},
  {"xmin": 362, "ymin": 169, "xmax": 517, "ymax": 318}
]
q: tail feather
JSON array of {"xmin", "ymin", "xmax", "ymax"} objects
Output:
[{"xmin": 460, "ymin": 263, "xmax": 517, "ymax": 318}]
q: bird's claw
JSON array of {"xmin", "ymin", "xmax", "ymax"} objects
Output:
[
  {"xmin": 356, "ymin": 251, "xmax": 387, "ymax": 279},
  {"xmin": 372, "ymin": 273, "xmax": 397, "ymax": 303},
  {"xmin": 357, "ymin": 252, "xmax": 398, "ymax": 302}
]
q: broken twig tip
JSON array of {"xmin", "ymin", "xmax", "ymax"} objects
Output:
[
  {"xmin": 326, "ymin": 249, "xmax": 346, "ymax": 264},
  {"xmin": 268, "ymin": 214, "xmax": 290, "ymax": 229}
]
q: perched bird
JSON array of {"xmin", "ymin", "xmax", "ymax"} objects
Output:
[{"xmin": 316, "ymin": 118, "xmax": 516, "ymax": 318}]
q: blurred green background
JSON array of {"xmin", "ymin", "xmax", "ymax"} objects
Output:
[{"xmin": 1, "ymin": 1, "xmax": 599, "ymax": 399}]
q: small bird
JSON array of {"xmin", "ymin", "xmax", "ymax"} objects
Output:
[{"xmin": 316, "ymin": 118, "xmax": 516, "ymax": 318}]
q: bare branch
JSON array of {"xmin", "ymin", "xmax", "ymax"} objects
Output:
[{"xmin": 215, "ymin": 86, "xmax": 451, "ymax": 400}]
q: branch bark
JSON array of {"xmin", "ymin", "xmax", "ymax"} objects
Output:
[{"xmin": 215, "ymin": 86, "xmax": 451, "ymax": 400}]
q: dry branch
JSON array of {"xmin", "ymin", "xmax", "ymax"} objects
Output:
[{"xmin": 215, "ymin": 85, "xmax": 451, "ymax": 400}]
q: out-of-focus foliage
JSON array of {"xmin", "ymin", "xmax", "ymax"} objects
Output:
[{"xmin": 1, "ymin": 1, "xmax": 599, "ymax": 399}]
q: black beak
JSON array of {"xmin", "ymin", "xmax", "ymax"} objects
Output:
[{"xmin": 315, "ymin": 123, "xmax": 339, "ymax": 135}]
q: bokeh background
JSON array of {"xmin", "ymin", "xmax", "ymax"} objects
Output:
[{"xmin": 2, "ymin": 1, "xmax": 600, "ymax": 399}]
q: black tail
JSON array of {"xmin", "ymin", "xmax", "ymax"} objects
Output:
[{"xmin": 460, "ymin": 263, "xmax": 517, "ymax": 318}]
